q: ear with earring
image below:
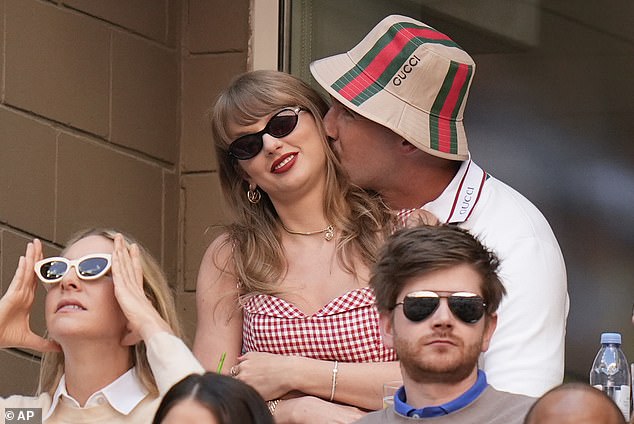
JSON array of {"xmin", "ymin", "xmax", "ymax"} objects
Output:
[{"xmin": 247, "ymin": 184, "xmax": 261, "ymax": 204}]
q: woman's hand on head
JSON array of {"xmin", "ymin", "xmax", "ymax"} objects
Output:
[
  {"xmin": 0, "ymin": 239, "xmax": 60, "ymax": 352},
  {"xmin": 111, "ymin": 234, "xmax": 171, "ymax": 344}
]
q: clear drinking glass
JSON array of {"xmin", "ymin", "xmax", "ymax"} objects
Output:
[{"xmin": 382, "ymin": 381, "xmax": 402, "ymax": 408}]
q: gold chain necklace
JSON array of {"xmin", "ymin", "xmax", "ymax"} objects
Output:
[{"xmin": 281, "ymin": 223, "xmax": 335, "ymax": 241}]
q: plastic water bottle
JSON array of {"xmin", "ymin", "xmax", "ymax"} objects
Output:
[{"xmin": 589, "ymin": 332, "xmax": 631, "ymax": 421}]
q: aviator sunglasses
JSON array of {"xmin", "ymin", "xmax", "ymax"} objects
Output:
[
  {"xmin": 228, "ymin": 107, "xmax": 302, "ymax": 160},
  {"xmin": 392, "ymin": 290, "xmax": 487, "ymax": 324},
  {"xmin": 34, "ymin": 254, "xmax": 112, "ymax": 284}
]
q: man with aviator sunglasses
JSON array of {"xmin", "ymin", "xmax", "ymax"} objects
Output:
[{"xmin": 356, "ymin": 225, "xmax": 535, "ymax": 423}]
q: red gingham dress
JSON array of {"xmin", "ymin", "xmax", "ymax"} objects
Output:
[{"xmin": 242, "ymin": 287, "xmax": 397, "ymax": 362}]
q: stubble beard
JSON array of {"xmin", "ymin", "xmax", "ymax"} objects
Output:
[{"xmin": 395, "ymin": 332, "xmax": 483, "ymax": 385}]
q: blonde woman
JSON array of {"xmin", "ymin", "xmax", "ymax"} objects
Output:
[
  {"xmin": 193, "ymin": 70, "xmax": 435, "ymax": 424},
  {"xmin": 0, "ymin": 229, "xmax": 203, "ymax": 423}
]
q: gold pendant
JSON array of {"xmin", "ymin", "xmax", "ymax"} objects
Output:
[{"xmin": 324, "ymin": 225, "xmax": 335, "ymax": 241}]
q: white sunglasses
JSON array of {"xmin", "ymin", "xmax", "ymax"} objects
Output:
[{"xmin": 34, "ymin": 254, "xmax": 112, "ymax": 284}]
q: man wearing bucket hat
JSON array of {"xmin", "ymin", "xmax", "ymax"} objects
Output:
[{"xmin": 310, "ymin": 15, "xmax": 568, "ymax": 398}]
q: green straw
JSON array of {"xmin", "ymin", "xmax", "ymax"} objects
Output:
[{"xmin": 216, "ymin": 352, "xmax": 227, "ymax": 374}]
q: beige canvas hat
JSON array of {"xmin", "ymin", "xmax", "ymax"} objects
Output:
[{"xmin": 310, "ymin": 15, "xmax": 475, "ymax": 160}]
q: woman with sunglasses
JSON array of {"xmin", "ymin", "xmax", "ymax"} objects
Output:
[
  {"xmin": 0, "ymin": 228, "xmax": 204, "ymax": 423},
  {"xmin": 193, "ymin": 70, "xmax": 435, "ymax": 423}
]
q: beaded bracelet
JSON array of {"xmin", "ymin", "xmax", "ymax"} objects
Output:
[{"xmin": 329, "ymin": 360, "xmax": 339, "ymax": 401}]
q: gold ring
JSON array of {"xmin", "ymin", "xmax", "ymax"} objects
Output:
[{"xmin": 230, "ymin": 366, "xmax": 238, "ymax": 377}]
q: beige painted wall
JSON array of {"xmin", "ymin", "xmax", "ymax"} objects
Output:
[{"xmin": 0, "ymin": 0, "xmax": 248, "ymax": 395}]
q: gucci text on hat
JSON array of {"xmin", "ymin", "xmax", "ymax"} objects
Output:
[{"xmin": 311, "ymin": 15, "xmax": 475, "ymax": 160}]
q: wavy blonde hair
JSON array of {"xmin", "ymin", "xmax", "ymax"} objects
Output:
[
  {"xmin": 210, "ymin": 70, "xmax": 394, "ymax": 297},
  {"xmin": 37, "ymin": 228, "xmax": 182, "ymax": 396}
]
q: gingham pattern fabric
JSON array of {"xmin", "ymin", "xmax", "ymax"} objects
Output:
[
  {"xmin": 242, "ymin": 287, "xmax": 397, "ymax": 362},
  {"xmin": 396, "ymin": 208, "xmax": 418, "ymax": 228}
]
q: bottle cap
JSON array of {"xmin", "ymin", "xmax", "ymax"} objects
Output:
[{"xmin": 600, "ymin": 332, "xmax": 621, "ymax": 344}]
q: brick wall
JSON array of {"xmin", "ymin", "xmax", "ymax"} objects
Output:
[{"xmin": 0, "ymin": 0, "xmax": 249, "ymax": 395}]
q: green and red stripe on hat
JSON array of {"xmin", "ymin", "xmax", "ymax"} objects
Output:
[{"xmin": 330, "ymin": 20, "xmax": 473, "ymax": 156}]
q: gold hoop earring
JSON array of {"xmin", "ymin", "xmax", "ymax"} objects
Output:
[{"xmin": 247, "ymin": 186, "xmax": 261, "ymax": 204}]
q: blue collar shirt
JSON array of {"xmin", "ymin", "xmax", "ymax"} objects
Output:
[{"xmin": 393, "ymin": 370, "xmax": 488, "ymax": 418}]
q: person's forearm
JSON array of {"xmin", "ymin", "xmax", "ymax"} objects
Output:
[
  {"xmin": 291, "ymin": 357, "xmax": 400, "ymax": 410},
  {"xmin": 145, "ymin": 332, "xmax": 205, "ymax": 395}
]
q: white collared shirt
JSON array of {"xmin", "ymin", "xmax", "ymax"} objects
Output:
[
  {"xmin": 44, "ymin": 367, "xmax": 148, "ymax": 421},
  {"xmin": 399, "ymin": 159, "xmax": 568, "ymax": 397},
  {"xmin": 434, "ymin": 160, "xmax": 568, "ymax": 397}
]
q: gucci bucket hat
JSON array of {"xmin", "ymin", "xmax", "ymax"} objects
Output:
[{"xmin": 310, "ymin": 15, "xmax": 475, "ymax": 160}]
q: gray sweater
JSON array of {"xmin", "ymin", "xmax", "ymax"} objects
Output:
[{"xmin": 354, "ymin": 385, "xmax": 535, "ymax": 424}]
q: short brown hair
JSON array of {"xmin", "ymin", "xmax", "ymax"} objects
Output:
[{"xmin": 370, "ymin": 224, "xmax": 505, "ymax": 314}]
